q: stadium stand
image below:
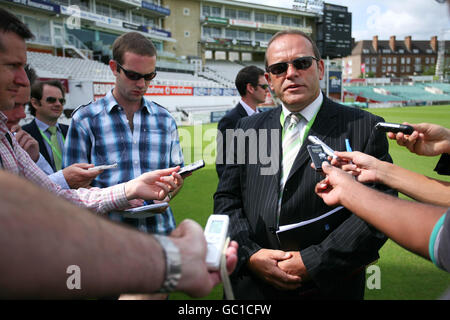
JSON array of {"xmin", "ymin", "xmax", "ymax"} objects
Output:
[{"xmin": 344, "ymin": 83, "xmax": 450, "ymax": 103}]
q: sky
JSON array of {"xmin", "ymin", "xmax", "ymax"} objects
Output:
[{"xmin": 235, "ymin": 0, "xmax": 450, "ymax": 41}]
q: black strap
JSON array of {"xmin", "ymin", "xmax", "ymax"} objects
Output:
[{"xmin": 5, "ymin": 132, "xmax": 13, "ymax": 149}]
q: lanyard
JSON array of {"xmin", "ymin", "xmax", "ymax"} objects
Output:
[
  {"xmin": 38, "ymin": 128, "xmax": 65, "ymax": 161},
  {"xmin": 280, "ymin": 106, "xmax": 321, "ymax": 144}
]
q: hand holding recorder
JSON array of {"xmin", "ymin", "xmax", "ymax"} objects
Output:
[{"xmin": 386, "ymin": 122, "xmax": 450, "ymax": 156}]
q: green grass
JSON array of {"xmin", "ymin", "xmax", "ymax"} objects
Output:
[{"xmin": 169, "ymin": 105, "xmax": 450, "ymax": 300}]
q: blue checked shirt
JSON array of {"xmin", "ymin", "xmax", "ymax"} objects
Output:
[{"xmin": 63, "ymin": 90, "xmax": 184, "ymax": 234}]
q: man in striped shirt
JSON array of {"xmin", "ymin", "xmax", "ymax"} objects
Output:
[{"xmin": 64, "ymin": 32, "xmax": 184, "ymax": 235}]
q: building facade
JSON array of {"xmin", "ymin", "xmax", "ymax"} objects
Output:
[
  {"xmin": 2, "ymin": 0, "xmax": 323, "ymax": 66},
  {"xmin": 343, "ymin": 35, "xmax": 450, "ymax": 79}
]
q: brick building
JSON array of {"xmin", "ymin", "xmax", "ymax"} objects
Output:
[{"xmin": 342, "ymin": 35, "xmax": 449, "ymax": 79}]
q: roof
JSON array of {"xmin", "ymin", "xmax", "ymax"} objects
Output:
[{"xmin": 351, "ymin": 39, "xmax": 450, "ymax": 55}]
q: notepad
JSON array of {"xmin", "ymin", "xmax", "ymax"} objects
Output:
[
  {"xmin": 276, "ymin": 206, "xmax": 349, "ymax": 251},
  {"xmin": 122, "ymin": 202, "xmax": 169, "ymax": 219}
]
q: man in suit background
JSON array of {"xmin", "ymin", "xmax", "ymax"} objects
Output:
[
  {"xmin": 214, "ymin": 30, "xmax": 394, "ymax": 299},
  {"xmin": 216, "ymin": 65, "xmax": 268, "ymax": 178},
  {"xmin": 23, "ymin": 80, "xmax": 68, "ymax": 172}
]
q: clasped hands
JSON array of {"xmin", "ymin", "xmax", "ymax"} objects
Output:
[{"xmin": 248, "ymin": 248, "xmax": 309, "ymax": 290}]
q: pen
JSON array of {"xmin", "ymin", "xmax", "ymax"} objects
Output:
[{"xmin": 345, "ymin": 139, "xmax": 352, "ymax": 152}]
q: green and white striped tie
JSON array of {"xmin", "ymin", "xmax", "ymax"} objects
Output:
[{"xmin": 280, "ymin": 113, "xmax": 302, "ymax": 191}]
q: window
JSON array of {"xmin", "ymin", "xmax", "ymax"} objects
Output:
[
  {"xmin": 255, "ymin": 32, "xmax": 273, "ymax": 42},
  {"xmin": 292, "ymin": 17, "xmax": 302, "ymax": 27},
  {"xmin": 387, "ymin": 57, "xmax": 391, "ymax": 64},
  {"xmin": 371, "ymin": 66, "xmax": 376, "ymax": 73},
  {"xmin": 266, "ymin": 14, "xmax": 277, "ymax": 24},
  {"xmin": 184, "ymin": 31, "xmax": 190, "ymax": 37},
  {"xmin": 415, "ymin": 57, "xmax": 421, "ymax": 64},
  {"xmin": 412, "ymin": 49, "xmax": 419, "ymax": 54},
  {"xmin": 203, "ymin": 26, "xmax": 221, "ymax": 38},
  {"xmin": 225, "ymin": 29, "xmax": 237, "ymax": 39},
  {"xmin": 400, "ymin": 66, "xmax": 405, "ymax": 73},
  {"xmin": 211, "ymin": 6, "xmax": 221, "ymax": 16},
  {"xmin": 238, "ymin": 10, "xmax": 250, "ymax": 20},
  {"xmin": 401, "ymin": 57, "xmax": 405, "ymax": 64},
  {"xmin": 111, "ymin": 5, "xmax": 125, "ymax": 20},
  {"xmin": 365, "ymin": 57, "xmax": 370, "ymax": 64},
  {"xmin": 97, "ymin": 2, "xmax": 110, "ymax": 16},
  {"xmin": 237, "ymin": 30, "xmax": 250, "ymax": 40},
  {"xmin": 225, "ymin": 8, "xmax": 237, "ymax": 19},
  {"xmin": 431, "ymin": 57, "xmax": 435, "ymax": 64},
  {"xmin": 406, "ymin": 57, "xmax": 411, "ymax": 64},
  {"xmin": 281, "ymin": 16, "xmax": 291, "ymax": 26},
  {"xmin": 255, "ymin": 12, "xmax": 265, "ymax": 23},
  {"xmin": 382, "ymin": 57, "xmax": 386, "ymax": 64},
  {"xmin": 398, "ymin": 49, "xmax": 404, "ymax": 53},
  {"xmin": 393, "ymin": 57, "xmax": 397, "ymax": 64},
  {"xmin": 202, "ymin": 5, "xmax": 210, "ymax": 16},
  {"xmin": 183, "ymin": 8, "xmax": 190, "ymax": 16},
  {"xmin": 23, "ymin": 15, "xmax": 51, "ymax": 44},
  {"xmin": 371, "ymin": 57, "xmax": 377, "ymax": 64}
]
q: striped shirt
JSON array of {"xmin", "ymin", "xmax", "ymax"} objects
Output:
[
  {"xmin": 0, "ymin": 112, "xmax": 130, "ymax": 214},
  {"xmin": 63, "ymin": 90, "xmax": 184, "ymax": 234}
]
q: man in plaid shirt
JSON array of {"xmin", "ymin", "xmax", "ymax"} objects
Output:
[
  {"xmin": 64, "ymin": 32, "xmax": 185, "ymax": 235},
  {"xmin": 0, "ymin": 10, "xmax": 182, "ymax": 216}
]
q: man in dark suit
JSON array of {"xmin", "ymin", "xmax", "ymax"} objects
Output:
[
  {"xmin": 23, "ymin": 80, "xmax": 68, "ymax": 172},
  {"xmin": 214, "ymin": 30, "xmax": 394, "ymax": 299},
  {"xmin": 216, "ymin": 65, "xmax": 268, "ymax": 178}
]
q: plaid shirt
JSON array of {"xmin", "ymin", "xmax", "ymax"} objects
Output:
[
  {"xmin": 63, "ymin": 90, "xmax": 184, "ymax": 234},
  {"xmin": 0, "ymin": 112, "xmax": 130, "ymax": 214}
]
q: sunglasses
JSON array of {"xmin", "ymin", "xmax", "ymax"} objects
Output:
[
  {"xmin": 257, "ymin": 84, "xmax": 269, "ymax": 90},
  {"xmin": 45, "ymin": 96, "xmax": 66, "ymax": 105},
  {"xmin": 266, "ymin": 56, "xmax": 320, "ymax": 75},
  {"xmin": 116, "ymin": 63, "xmax": 157, "ymax": 81}
]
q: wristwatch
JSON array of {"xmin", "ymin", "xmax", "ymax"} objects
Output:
[{"xmin": 153, "ymin": 234, "xmax": 181, "ymax": 293}]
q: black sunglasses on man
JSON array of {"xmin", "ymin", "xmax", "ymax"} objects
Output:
[
  {"xmin": 266, "ymin": 56, "xmax": 320, "ymax": 75},
  {"xmin": 116, "ymin": 62, "xmax": 157, "ymax": 81}
]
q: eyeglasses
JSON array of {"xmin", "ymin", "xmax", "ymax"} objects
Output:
[
  {"xmin": 257, "ymin": 84, "xmax": 269, "ymax": 90},
  {"xmin": 266, "ymin": 56, "xmax": 320, "ymax": 75},
  {"xmin": 116, "ymin": 63, "xmax": 157, "ymax": 81},
  {"xmin": 45, "ymin": 96, "xmax": 66, "ymax": 105}
]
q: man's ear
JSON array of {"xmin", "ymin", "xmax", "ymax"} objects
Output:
[
  {"xmin": 246, "ymin": 82, "xmax": 255, "ymax": 95},
  {"xmin": 30, "ymin": 97, "xmax": 40, "ymax": 108},
  {"xmin": 264, "ymin": 72, "xmax": 274, "ymax": 92},
  {"xmin": 109, "ymin": 60, "xmax": 118, "ymax": 77}
]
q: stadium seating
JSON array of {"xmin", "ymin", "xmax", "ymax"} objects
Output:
[{"xmin": 344, "ymin": 83, "xmax": 450, "ymax": 103}]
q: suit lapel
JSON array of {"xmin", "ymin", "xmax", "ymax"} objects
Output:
[
  {"xmin": 259, "ymin": 107, "xmax": 282, "ymax": 210},
  {"xmin": 236, "ymin": 103, "xmax": 248, "ymax": 118},
  {"xmin": 286, "ymin": 98, "xmax": 338, "ymax": 182}
]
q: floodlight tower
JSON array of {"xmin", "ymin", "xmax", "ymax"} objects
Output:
[{"xmin": 435, "ymin": 29, "xmax": 448, "ymax": 80}]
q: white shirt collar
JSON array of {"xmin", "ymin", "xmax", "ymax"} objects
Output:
[
  {"xmin": 281, "ymin": 91, "xmax": 323, "ymax": 124},
  {"xmin": 240, "ymin": 99, "xmax": 258, "ymax": 116}
]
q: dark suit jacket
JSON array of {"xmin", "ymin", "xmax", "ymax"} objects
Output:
[
  {"xmin": 216, "ymin": 102, "xmax": 249, "ymax": 178},
  {"xmin": 214, "ymin": 96, "xmax": 394, "ymax": 299},
  {"xmin": 22, "ymin": 119, "xmax": 69, "ymax": 172}
]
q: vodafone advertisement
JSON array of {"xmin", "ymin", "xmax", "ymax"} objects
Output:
[
  {"xmin": 93, "ymin": 82, "xmax": 193, "ymax": 100},
  {"xmin": 93, "ymin": 82, "xmax": 238, "ymax": 100}
]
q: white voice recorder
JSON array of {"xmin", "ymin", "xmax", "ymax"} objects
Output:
[{"xmin": 204, "ymin": 214, "xmax": 229, "ymax": 271}]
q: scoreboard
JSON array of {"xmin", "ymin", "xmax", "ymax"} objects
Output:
[{"xmin": 316, "ymin": 3, "xmax": 352, "ymax": 58}]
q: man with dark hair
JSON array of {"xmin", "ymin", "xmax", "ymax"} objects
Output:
[
  {"xmin": 64, "ymin": 32, "xmax": 184, "ymax": 236},
  {"xmin": 214, "ymin": 29, "xmax": 394, "ymax": 299},
  {"xmin": 23, "ymin": 80, "xmax": 68, "ymax": 172},
  {"xmin": 216, "ymin": 65, "xmax": 268, "ymax": 178}
]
